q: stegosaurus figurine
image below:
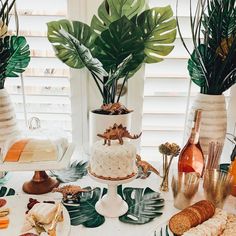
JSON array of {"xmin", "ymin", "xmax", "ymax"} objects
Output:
[
  {"xmin": 97, "ymin": 123, "xmax": 142, "ymax": 145},
  {"xmin": 52, "ymin": 185, "xmax": 91, "ymax": 203}
]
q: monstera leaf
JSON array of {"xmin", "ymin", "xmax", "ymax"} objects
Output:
[
  {"xmin": 64, "ymin": 187, "xmax": 105, "ymax": 228},
  {"xmin": 47, "ymin": 20, "xmax": 107, "ymax": 74},
  {"xmin": 94, "ymin": 16, "xmax": 144, "ymax": 73},
  {"xmin": 188, "ymin": 44, "xmax": 215, "ymax": 89},
  {"xmin": 50, "ymin": 161, "xmax": 88, "ymax": 183},
  {"xmin": 119, "ymin": 187, "xmax": 164, "ymax": 224},
  {"xmin": 0, "ymin": 36, "xmax": 30, "ymax": 88},
  {"xmin": 6, "ymin": 36, "xmax": 30, "ymax": 77},
  {"xmin": 91, "ymin": 0, "xmax": 146, "ymax": 34},
  {"xmin": 63, "ymin": 186, "xmax": 164, "ymax": 228},
  {"xmin": 135, "ymin": 6, "xmax": 176, "ymax": 63},
  {"xmin": 0, "ymin": 186, "xmax": 15, "ymax": 197}
]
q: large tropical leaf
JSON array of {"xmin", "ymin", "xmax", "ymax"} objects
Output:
[
  {"xmin": 47, "ymin": 20, "xmax": 106, "ymax": 73},
  {"xmin": 119, "ymin": 187, "xmax": 164, "ymax": 224},
  {"xmin": 203, "ymin": 0, "xmax": 236, "ymax": 51},
  {"xmin": 6, "ymin": 36, "xmax": 30, "ymax": 77},
  {"xmin": 64, "ymin": 187, "xmax": 105, "ymax": 227},
  {"xmin": 94, "ymin": 16, "xmax": 144, "ymax": 73},
  {"xmin": 50, "ymin": 161, "xmax": 88, "ymax": 183},
  {"xmin": 135, "ymin": 6, "xmax": 176, "ymax": 63},
  {"xmin": 57, "ymin": 29, "xmax": 108, "ymax": 76},
  {"xmin": 0, "ymin": 36, "xmax": 10, "ymax": 88},
  {"xmin": 63, "ymin": 186, "xmax": 164, "ymax": 227},
  {"xmin": 188, "ymin": 44, "xmax": 217, "ymax": 90},
  {"xmin": 0, "ymin": 36, "xmax": 30, "ymax": 88},
  {"xmin": 91, "ymin": 0, "xmax": 146, "ymax": 34},
  {"xmin": 0, "ymin": 186, "xmax": 15, "ymax": 197}
]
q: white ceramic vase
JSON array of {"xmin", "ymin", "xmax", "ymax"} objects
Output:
[
  {"xmin": 89, "ymin": 111, "xmax": 132, "ymax": 149},
  {"xmin": 187, "ymin": 93, "xmax": 227, "ymax": 155},
  {"xmin": 0, "ymin": 88, "xmax": 19, "ymax": 148}
]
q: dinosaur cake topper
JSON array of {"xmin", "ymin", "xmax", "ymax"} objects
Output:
[{"xmin": 97, "ymin": 123, "xmax": 142, "ymax": 146}]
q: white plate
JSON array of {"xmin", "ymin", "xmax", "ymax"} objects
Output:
[{"xmin": 0, "ymin": 195, "xmax": 71, "ymax": 236}]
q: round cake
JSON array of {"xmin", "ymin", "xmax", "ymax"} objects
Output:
[{"xmin": 89, "ymin": 140, "xmax": 137, "ymax": 180}]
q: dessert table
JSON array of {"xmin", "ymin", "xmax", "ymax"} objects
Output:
[{"xmin": 2, "ymin": 168, "xmax": 236, "ymax": 236}]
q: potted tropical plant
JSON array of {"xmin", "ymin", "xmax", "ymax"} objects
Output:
[
  {"xmin": 0, "ymin": 0, "xmax": 30, "ymax": 147},
  {"xmin": 177, "ymin": 0, "xmax": 236, "ymax": 154},
  {"xmin": 47, "ymin": 0, "xmax": 177, "ymax": 146}
]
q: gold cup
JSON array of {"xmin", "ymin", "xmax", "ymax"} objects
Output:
[
  {"xmin": 203, "ymin": 169, "xmax": 233, "ymax": 208},
  {"xmin": 171, "ymin": 172, "xmax": 200, "ymax": 210}
]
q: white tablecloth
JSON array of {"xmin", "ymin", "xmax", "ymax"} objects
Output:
[{"xmin": 3, "ymin": 171, "xmax": 236, "ymax": 236}]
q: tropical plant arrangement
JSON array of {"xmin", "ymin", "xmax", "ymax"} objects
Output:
[
  {"xmin": 0, "ymin": 0, "xmax": 30, "ymax": 90},
  {"xmin": 47, "ymin": 0, "xmax": 176, "ymax": 114},
  {"xmin": 177, "ymin": 0, "xmax": 236, "ymax": 95}
]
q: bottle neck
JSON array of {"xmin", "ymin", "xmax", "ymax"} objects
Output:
[{"xmin": 189, "ymin": 129, "xmax": 199, "ymax": 144}]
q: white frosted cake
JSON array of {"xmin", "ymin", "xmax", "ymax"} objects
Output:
[{"xmin": 90, "ymin": 140, "xmax": 137, "ymax": 180}]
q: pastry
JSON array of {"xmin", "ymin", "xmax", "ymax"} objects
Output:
[
  {"xmin": 0, "ymin": 208, "xmax": 9, "ymax": 217},
  {"xmin": 169, "ymin": 200, "xmax": 215, "ymax": 235},
  {"xmin": 27, "ymin": 202, "xmax": 59, "ymax": 225},
  {"xmin": 0, "ymin": 216, "xmax": 9, "ymax": 229},
  {"xmin": 21, "ymin": 202, "xmax": 63, "ymax": 236},
  {"xmin": 3, "ymin": 138, "xmax": 68, "ymax": 163},
  {"xmin": 90, "ymin": 140, "xmax": 137, "ymax": 180},
  {"xmin": 183, "ymin": 208, "xmax": 227, "ymax": 236}
]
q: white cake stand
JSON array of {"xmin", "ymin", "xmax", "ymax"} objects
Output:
[{"xmin": 89, "ymin": 172, "xmax": 137, "ymax": 218}]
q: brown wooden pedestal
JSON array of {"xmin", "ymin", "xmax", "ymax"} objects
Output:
[{"xmin": 23, "ymin": 171, "xmax": 60, "ymax": 194}]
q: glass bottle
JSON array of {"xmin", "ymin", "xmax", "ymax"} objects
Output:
[{"xmin": 178, "ymin": 109, "xmax": 204, "ymax": 176}]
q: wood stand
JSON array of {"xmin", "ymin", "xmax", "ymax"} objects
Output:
[{"xmin": 23, "ymin": 171, "xmax": 60, "ymax": 194}]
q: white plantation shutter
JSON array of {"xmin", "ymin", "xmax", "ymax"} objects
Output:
[
  {"xmin": 141, "ymin": 0, "xmax": 231, "ymax": 161},
  {"xmin": 5, "ymin": 0, "xmax": 72, "ymax": 138}
]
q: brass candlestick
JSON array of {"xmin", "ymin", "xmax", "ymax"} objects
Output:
[{"xmin": 23, "ymin": 171, "xmax": 60, "ymax": 194}]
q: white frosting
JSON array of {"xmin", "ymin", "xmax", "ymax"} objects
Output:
[{"xmin": 90, "ymin": 140, "xmax": 137, "ymax": 179}]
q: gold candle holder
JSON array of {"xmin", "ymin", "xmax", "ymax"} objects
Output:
[
  {"xmin": 171, "ymin": 172, "xmax": 200, "ymax": 210},
  {"xmin": 203, "ymin": 169, "xmax": 233, "ymax": 208}
]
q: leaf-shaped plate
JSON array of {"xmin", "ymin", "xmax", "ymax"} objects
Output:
[
  {"xmin": 63, "ymin": 186, "xmax": 164, "ymax": 228},
  {"xmin": 63, "ymin": 187, "xmax": 105, "ymax": 228},
  {"xmin": 120, "ymin": 187, "xmax": 165, "ymax": 224},
  {"xmin": 0, "ymin": 186, "xmax": 15, "ymax": 197},
  {"xmin": 50, "ymin": 161, "xmax": 88, "ymax": 183}
]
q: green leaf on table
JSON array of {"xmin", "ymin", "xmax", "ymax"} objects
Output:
[
  {"xmin": 63, "ymin": 186, "xmax": 164, "ymax": 227},
  {"xmin": 50, "ymin": 161, "xmax": 88, "ymax": 183},
  {"xmin": 63, "ymin": 187, "xmax": 105, "ymax": 228},
  {"xmin": 0, "ymin": 186, "xmax": 15, "ymax": 197},
  {"xmin": 119, "ymin": 187, "xmax": 164, "ymax": 224}
]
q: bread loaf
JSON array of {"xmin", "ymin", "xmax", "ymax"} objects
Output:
[{"xmin": 169, "ymin": 200, "xmax": 215, "ymax": 235}]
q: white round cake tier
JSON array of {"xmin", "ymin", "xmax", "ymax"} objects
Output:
[{"xmin": 90, "ymin": 141, "xmax": 137, "ymax": 180}]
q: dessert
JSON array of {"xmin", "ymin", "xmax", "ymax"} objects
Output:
[
  {"xmin": 89, "ymin": 124, "xmax": 141, "ymax": 180},
  {"xmin": 169, "ymin": 200, "xmax": 215, "ymax": 235},
  {"xmin": 2, "ymin": 138, "xmax": 68, "ymax": 163},
  {"xmin": 21, "ymin": 201, "xmax": 64, "ymax": 236},
  {"xmin": 0, "ymin": 198, "xmax": 9, "ymax": 229}
]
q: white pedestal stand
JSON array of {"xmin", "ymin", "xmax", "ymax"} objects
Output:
[{"xmin": 89, "ymin": 173, "xmax": 137, "ymax": 218}]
